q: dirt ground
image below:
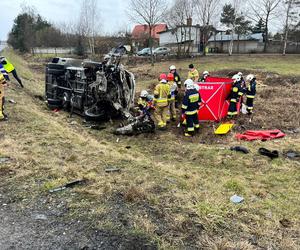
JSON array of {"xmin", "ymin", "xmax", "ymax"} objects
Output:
[{"xmin": 0, "ymin": 51, "xmax": 300, "ymax": 249}]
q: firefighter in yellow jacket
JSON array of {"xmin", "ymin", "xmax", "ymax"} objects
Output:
[
  {"xmin": 187, "ymin": 64, "xmax": 199, "ymax": 82},
  {"xmin": 0, "ymin": 73, "xmax": 8, "ymax": 121},
  {"xmin": 0, "ymin": 57, "xmax": 24, "ymax": 88},
  {"xmin": 153, "ymin": 73, "xmax": 171, "ymax": 129}
]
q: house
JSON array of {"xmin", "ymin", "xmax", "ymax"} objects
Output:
[
  {"xmin": 207, "ymin": 32, "xmax": 264, "ymax": 53},
  {"xmin": 132, "ymin": 24, "xmax": 167, "ymax": 49},
  {"xmin": 158, "ymin": 25, "xmax": 203, "ymax": 54}
]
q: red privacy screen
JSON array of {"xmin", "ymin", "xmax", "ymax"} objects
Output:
[{"xmin": 196, "ymin": 76, "xmax": 236, "ymax": 121}]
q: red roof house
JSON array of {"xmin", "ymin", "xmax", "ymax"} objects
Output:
[{"xmin": 132, "ymin": 24, "xmax": 167, "ymax": 46}]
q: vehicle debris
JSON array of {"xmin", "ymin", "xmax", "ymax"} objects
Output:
[
  {"xmin": 284, "ymin": 150, "xmax": 300, "ymax": 160},
  {"xmin": 258, "ymin": 148, "xmax": 279, "ymax": 159},
  {"xmin": 49, "ymin": 179, "xmax": 86, "ymax": 193},
  {"xmin": 0, "ymin": 157, "xmax": 11, "ymax": 164},
  {"xmin": 230, "ymin": 146, "xmax": 249, "ymax": 154},
  {"xmin": 230, "ymin": 194, "xmax": 244, "ymax": 204},
  {"xmin": 114, "ymin": 115, "xmax": 155, "ymax": 135},
  {"xmin": 105, "ymin": 167, "xmax": 121, "ymax": 173},
  {"xmin": 8, "ymin": 99, "xmax": 16, "ymax": 104}
]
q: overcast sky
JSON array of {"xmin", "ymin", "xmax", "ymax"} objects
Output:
[
  {"xmin": 1, "ymin": 0, "xmax": 132, "ymax": 40},
  {"xmin": 1, "ymin": 0, "xmax": 284, "ymax": 41}
]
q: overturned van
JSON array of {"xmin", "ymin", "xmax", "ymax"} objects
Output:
[{"xmin": 45, "ymin": 51, "xmax": 136, "ymax": 121}]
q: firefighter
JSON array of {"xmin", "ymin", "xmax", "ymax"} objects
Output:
[
  {"xmin": 153, "ymin": 73, "xmax": 171, "ymax": 129},
  {"xmin": 181, "ymin": 79, "xmax": 201, "ymax": 137},
  {"xmin": 137, "ymin": 90, "xmax": 154, "ymax": 117},
  {"xmin": 169, "ymin": 65, "xmax": 181, "ymax": 88},
  {"xmin": 227, "ymin": 74, "xmax": 243, "ymax": 119},
  {"xmin": 0, "ymin": 56, "xmax": 24, "ymax": 88},
  {"xmin": 0, "ymin": 72, "xmax": 8, "ymax": 121},
  {"xmin": 170, "ymin": 65, "xmax": 182, "ymax": 108},
  {"xmin": 245, "ymin": 74, "xmax": 257, "ymax": 114},
  {"xmin": 200, "ymin": 71, "xmax": 209, "ymax": 82},
  {"xmin": 0, "ymin": 63, "xmax": 9, "ymax": 81},
  {"xmin": 167, "ymin": 73, "xmax": 177, "ymax": 121},
  {"xmin": 187, "ymin": 64, "xmax": 199, "ymax": 82},
  {"xmin": 237, "ymin": 71, "xmax": 246, "ymax": 92}
]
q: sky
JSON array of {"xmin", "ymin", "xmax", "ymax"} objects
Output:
[
  {"xmin": 1, "ymin": 0, "xmax": 132, "ymax": 40},
  {"xmin": 1, "ymin": 0, "xmax": 284, "ymax": 41}
]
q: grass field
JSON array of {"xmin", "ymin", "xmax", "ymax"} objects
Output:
[{"xmin": 0, "ymin": 50, "xmax": 300, "ymax": 249}]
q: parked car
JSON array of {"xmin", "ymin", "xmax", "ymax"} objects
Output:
[
  {"xmin": 137, "ymin": 48, "xmax": 151, "ymax": 56},
  {"xmin": 153, "ymin": 47, "xmax": 171, "ymax": 56}
]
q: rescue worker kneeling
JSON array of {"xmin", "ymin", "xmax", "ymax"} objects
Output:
[
  {"xmin": 138, "ymin": 90, "xmax": 154, "ymax": 117},
  {"xmin": 153, "ymin": 74, "xmax": 171, "ymax": 129},
  {"xmin": 181, "ymin": 79, "xmax": 201, "ymax": 137},
  {"xmin": 0, "ymin": 73, "xmax": 8, "ymax": 121}
]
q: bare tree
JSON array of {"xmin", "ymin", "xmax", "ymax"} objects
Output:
[
  {"xmin": 193, "ymin": 0, "xmax": 220, "ymax": 55},
  {"xmin": 128, "ymin": 0, "xmax": 168, "ymax": 65},
  {"xmin": 282, "ymin": 0, "xmax": 300, "ymax": 55},
  {"xmin": 78, "ymin": 0, "xmax": 100, "ymax": 55},
  {"xmin": 165, "ymin": 0, "xmax": 194, "ymax": 57},
  {"xmin": 248, "ymin": 0, "xmax": 281, "ymax": 52},
  {"xmin": 221, "ymin": 0, "xmax": 250, "ymax": 55}
]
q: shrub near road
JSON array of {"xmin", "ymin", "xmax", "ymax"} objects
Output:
[{"xmin": 0, "ymin": 50, "xmax": 300, "ymax": 249}]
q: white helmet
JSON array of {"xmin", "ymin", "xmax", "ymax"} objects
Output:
[
  {"xmin": 184, "ymin": 79, "xmax": 195, "ymax": 90},
  {"xmin": 169, "ymin": 65, "xmax": 176, "ymax": 70},
  {"xmin": 203, "ymin": 70, "xmax": 209, "ymax": 75},
  {"xmin": 232, "ymin": 74, "xmax": 241, "ymax": 82},
  {"xmin": 140, "ymin": 90, "xmax": 148, "ymax": 98},
  {"xmin": 246, "ymin": 74, "xmax": 255, "ymax": 81},
  {"xmin": 237, "ymin": 72, "xmax": 243, "ymax": 76}
]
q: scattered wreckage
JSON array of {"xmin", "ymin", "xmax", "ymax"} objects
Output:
[{"xmin": 45, "ymin": 46, "xmax": 154, "ymax": 135}]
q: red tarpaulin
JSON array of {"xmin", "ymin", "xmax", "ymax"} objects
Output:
[
  {"xmin": 236, "ymin": 130, "xmax": 286, "ymax": 141},
  {"xmin": 196, "ymin": 76, "xmax": 239, "ymax": 121}
]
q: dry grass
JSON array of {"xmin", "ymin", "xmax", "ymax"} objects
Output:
[{"xmin": 1, "ymin": 49, "xmax": 300, "ymax": 249}]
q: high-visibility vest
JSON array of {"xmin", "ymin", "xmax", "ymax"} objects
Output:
[{"xmin": 3, "ymin": 59, "xmax": 15, "ymax": 73}]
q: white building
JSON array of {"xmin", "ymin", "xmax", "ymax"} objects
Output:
[
  {"xmin": 207, "ymin": 33, "xmax": 264, "ymax": 53},
  {"xmin": 158, "ymin": 25, "xmax": 203, "ymax": 54}
]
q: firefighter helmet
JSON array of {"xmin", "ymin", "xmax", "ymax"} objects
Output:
[
  {"xmin": 184, "ymin": 79, "xmax": 194, "ymax": 89},
  {"xmin": 169, "ymin": 65, "xmax": 176, "ymax": 70},
  {"xmin": 203, "ymin": 70, "xmax": 209, "ymax": 75},
  {"xmin": 159, "ymin": 73, "xmax": 167, "ymax": 80},
  {"xmin": 237, "ymin": 72, "xmax": 243, "ymax": 76},
  {"xmin": 140, "ymin": 90, "xmax": 148, "ymax": 98},
  {"xmin": 246, "ymin": 74, "xmax": 255, "ymax": 81},
  {"xmin": 232, "ymin": 74, "xmax": 241, "ymax": 82},
  {"xmin": 167, "ymin": 73, "xmax": 174, "ymax": 81}
]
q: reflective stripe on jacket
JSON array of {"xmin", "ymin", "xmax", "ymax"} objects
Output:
[
  {"xmin": 154, "ymin": 83, "xmax": 170, "ymax": 107},
  {"xmin": 182, "ymin": 89, "xmax": 201, "ymax": 115},
  {"xmin": 246, "ymin": 80, "xmax": 256, "ymax": 98}
]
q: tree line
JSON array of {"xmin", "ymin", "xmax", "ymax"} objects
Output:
[{"xmin": 7, "ymin": 0, "xmax": 300, "ymax": 56}]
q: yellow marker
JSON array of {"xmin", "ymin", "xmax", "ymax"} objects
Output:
[{"xmin": 214, "ymin": 122, "xmax": 234, "ymax": 135}]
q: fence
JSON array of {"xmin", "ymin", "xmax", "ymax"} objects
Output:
[{"xmin": 32, "ymin": 47, "xmax": 75, "ymax": 55}]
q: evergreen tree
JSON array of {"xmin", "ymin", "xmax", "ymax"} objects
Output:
[{"xmin": 252, "ymin": 18, "xmax": 265, "ymax": 34}]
